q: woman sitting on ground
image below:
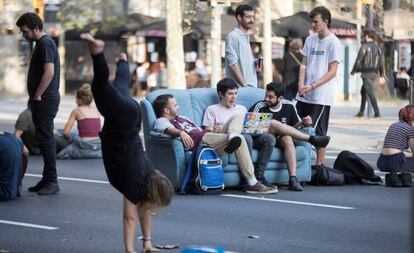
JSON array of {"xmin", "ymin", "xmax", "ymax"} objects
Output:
[
  {"xmin": 377, "ymin": 105, "xmax": 414, "ymax": 187},
  {"xmin": 57, "ymin": 83, "xmax": 102, "ymax": 159}
]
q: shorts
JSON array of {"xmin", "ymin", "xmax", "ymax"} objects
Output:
[{"xmin": 296, "ymin": 101, "xmax": 330, "ymax": 136}]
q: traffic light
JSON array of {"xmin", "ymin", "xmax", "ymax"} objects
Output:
[{"xmin": 32, "ymin": 0, "xmax": 44, "ymax": 20}]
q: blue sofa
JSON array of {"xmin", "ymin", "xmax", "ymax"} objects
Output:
[{"xmin": 140, "ymin": 87, "xmax": 312, "ymax": 189}]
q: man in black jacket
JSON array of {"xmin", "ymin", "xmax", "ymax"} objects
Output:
[{"xmin": 351, "ymin": 28, "xmax": 385, "ymax": 118}]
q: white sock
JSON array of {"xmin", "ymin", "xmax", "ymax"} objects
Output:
[
  {"xmin": 248, "ymin": 178, "xmax": 257, "ymax": 186},
  {"xmin": 228, "ymin": 133, "xmax": 237, "ymax": 140}
]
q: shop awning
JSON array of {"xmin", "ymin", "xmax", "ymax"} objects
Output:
[
  {"xmin": 384, "ymin": 9, "xmax": 414, "ymax": 40},
  {"xmin": 272, "ymin": 11, "xmax": 357, "ymax": 38}
]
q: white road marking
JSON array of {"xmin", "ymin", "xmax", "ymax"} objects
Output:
[
  {"xmin": 26, "ymin": 173, "xmax": 109, "ymax": 184},
  {"xmin": 326, "ymin": 150, "xmax": 379, "ymax": 154},
  {"xmin": 222, "ymin": 194, "xmax": 355, "ymax": 210},
  {"xmin": 0, "ymin": 219, "xmax": 58, "ymax": 230},
  {"xmin": 326, "ymin": 155, "xmax": 338, "ymax": 159}
]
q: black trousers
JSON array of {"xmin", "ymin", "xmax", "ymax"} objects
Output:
[
  {"xmin": 359, "ymin": 72, "xmax": 380, "ymax": 116},
  {"xmin": 91, "ymin": 53, "xmax": 151, "ymax": 204},
  {"xmin": 91, "ymin": 53, "xmax": 140, "ymax": 131},
  {"xmin": 31, "ymin": 97, "xmax": 59, "ymax": 183}
]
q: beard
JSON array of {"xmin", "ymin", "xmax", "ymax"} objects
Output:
[{"xmin": 266, "ymin": 100, "xmax": 279, "ymax": 108}]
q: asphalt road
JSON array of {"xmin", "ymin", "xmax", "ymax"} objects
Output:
[
  {"xmin": 0, "ymin": 152, "xmax": 412, "ymax": 253},
  {"xmin": 0, "ymin": 98, "xmax": 412, "ymax": 253}
]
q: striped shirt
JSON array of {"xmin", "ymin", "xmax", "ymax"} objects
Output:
[{"xmin": 383, "ymin": 121, "xmax": 414, "ymax": 150}]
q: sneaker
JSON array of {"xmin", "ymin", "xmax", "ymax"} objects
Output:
[
  {"xmin": 245, "ymin": 182, "xmax": 278, "ymax": 194},
  {"xmin": 385, "ymin": 172, "xmax": 403, "ymax": 187},
  {"xmin": 260, "ymin": 178, "xmax": 277, "ymax": 189},
  {"xmin": 355, "ymin": 112, "xmax": 364, "ymax": 118},
  {"xmin": 37, "ymin": 182, "xmax": 60, "ymax": 195},
  {"xmin": 371, "ymin": 114, "xmax": 381, "ymax": 120},
  {"xmin": 28, "ymin": 180, "xmax": 46, "ymax": 192},
  {"xmin": 224, "ymin": 136, "xmax": 242, "ymax": 154},
  {"xmin": 308, "ymin": 135, "xmax": 331, "ymax": 148},
  {"xmin": 288, "ymin": 176, "xmax": 303, "ymax": 191},
  {"xmin": 399, "ymin": 173, "xmax": 412, "ymax": 187}
]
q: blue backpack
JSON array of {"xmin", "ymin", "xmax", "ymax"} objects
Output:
[{"xmin": 180, "ymin": 144, "xmax": 224, "ymax": 194}]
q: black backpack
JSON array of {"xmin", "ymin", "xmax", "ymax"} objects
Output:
[
  {"xmin": 333, "ymin": 150, "xmax": 382, "ymax": 184},
  {"xmin": 310, "ymin": 164, "xmax": 345, "ymax": 186}
]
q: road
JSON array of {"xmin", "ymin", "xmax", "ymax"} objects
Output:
[{"xmin": 0, "ymin": 95, "xmax": 412, "ymax": 253}]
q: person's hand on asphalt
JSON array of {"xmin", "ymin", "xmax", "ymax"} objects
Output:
[{"xmin": 179, "ymin": 131, "xmax": 194, "ymax": 149}]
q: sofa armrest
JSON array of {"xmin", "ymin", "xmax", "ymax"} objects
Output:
[{"xmin": 147, "ymin": 131, "xmax": 186, "ymax": 190}]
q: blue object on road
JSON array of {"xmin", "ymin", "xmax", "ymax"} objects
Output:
[{"xmin": 181, "ymin": 246, "xmax": 224, "ymax": 253}]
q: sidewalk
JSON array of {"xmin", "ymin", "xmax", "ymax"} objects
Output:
[{"xmin": 0, "ymin": 93, "xmax": 409, "ymax": 152}]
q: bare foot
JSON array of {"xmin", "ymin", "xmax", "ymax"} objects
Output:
[
  {"xmin": 116, "ymin": 53, "xmax": 127, "ymax": 63},
  {"xmin": 80, "ymin": 33, "xmax": 104, "ymax": 55},
  {"xmin": 142, "ymin": 245, "xmax": 160, "ymax": 253}
]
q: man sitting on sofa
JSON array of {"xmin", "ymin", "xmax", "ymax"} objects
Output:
[
  {"xmin": 249, "ymin": 81, "xmax": 315, "ymax": 192},
  {"xmin": 152, "ymin": 93, "xmax": 278, "ymax": 194},
  {"xmin": 202, "ymin": 78, "xmax": 331, "ymax": 191}
]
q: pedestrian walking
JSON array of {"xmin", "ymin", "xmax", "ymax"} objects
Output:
[
  {"xmin": 16, "ymin": 12, "xmax": 61, "ymax": 195},
  {"xmin": 225, "ymin": 4, "xmax": 259, "ymax": 87},
  {"xmin": 351, "ymin": 28, "xmax": 385, "ymax": 118},
  {"xmin": 295, "ymin": 6, "xmax": 342, "ymax": 166},
  {"xmin": 80, "ymin": 33, "xmax": 174, "ymax": 253}
]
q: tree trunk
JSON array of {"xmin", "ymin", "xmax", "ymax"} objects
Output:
[
  {"xmin": 373, "ymin": 0, "xmax": 385, "ymax": 51},
  {"xmin": 166, "ymin": 0, "xmax": 186, "ymax": 89}
]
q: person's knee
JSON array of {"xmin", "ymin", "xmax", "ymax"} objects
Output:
[{"xmin": 264, "ymin": 134, "xmax": 276, "ymax": 146}]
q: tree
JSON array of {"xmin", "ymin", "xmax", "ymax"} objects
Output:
[
  {"xmin": 166, "ymin": 0, "xmax": 186, "ymax": 89},
  {"xmin": 57, "ymin": 0, "xmax": 128, "ymax": 31}
]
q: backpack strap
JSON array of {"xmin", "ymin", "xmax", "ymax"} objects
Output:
[{"xmin": 179, "ymin": 145, "xmax": 199, "ymax": 194}]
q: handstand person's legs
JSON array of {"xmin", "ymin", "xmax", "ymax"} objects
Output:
[
  {"xmin": 80, "ymin": 33, "xmax": 140, "ymax": 129},
  {"xmin": 113, "ymin": 54, "xmax": 132, "ymax": 97}
]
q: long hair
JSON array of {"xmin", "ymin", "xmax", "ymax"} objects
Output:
[{"xmin": 139, "ymin": 169, "xmax": 174, "ymax": 210}]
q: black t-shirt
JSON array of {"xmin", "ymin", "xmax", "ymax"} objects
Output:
[
  {"xmin": 27, "ymin": 35, "xmax": 60, "ymax": 100},
  {"xmin": 249, "ymin": 100, "xmax": 301, "ymax": 127}
]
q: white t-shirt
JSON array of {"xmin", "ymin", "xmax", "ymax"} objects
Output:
[
  {"xmin": 296, "ymin": 33, "xmax": 342, "ymax": 106},
  {"xmin": 202, "ymin": 104, "xmax": 247, "ymax": 127}
]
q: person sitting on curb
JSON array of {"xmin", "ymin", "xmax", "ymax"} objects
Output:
[
  {"xmin": 0, "ymin": 131, "xmax": 28, "ymax": 201},
  {"xmin": 14, "ymin": 104, "xmax": 69, "ymax": 155},
  {"xmin": 57, "ymin": 83, "xmax": 102, "ymax": 159},
  {"xmin": 248, "ymin": 81, "xmax": 315, "ymax": 191},
  {"xmin": 152, "ymin": 91, "xmax": 277, "ymax": 194},
  {"xmin": 377, "ymin": 104, "xmax": 414, "ymax": 187},
  {"xmin": 202, "ymin": 78, "xmax": 330, "ymax": 192}
]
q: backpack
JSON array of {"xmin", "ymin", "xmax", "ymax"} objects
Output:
[
  {"xmin": 180, "ymin": 144, "xmax": 224, "ymax": 194},
  {"xmin": 309, "ymin": 164, "xmax": 345, "ymax": 186},
  {"xmin": 333, "ymin": 150, "xmax": 382, "ymax": 184}
]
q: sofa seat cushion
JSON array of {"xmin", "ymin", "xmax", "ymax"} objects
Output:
[{"xmin": 223, "ymin": 145, "xmax": 309, "ymax": 173}]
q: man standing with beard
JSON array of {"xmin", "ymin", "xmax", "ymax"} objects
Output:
[
  {"xmin": 249, "ymin": 81, "xmax": 314, "ymax": 191},
  {"xmin": 16, "ymin": 13, "xmax": 61, "ymax": 195},
  {"xmin": 225, "ymin": 4, "xmax": 258, "ymax": 87}
]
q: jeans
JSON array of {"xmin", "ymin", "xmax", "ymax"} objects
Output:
[
  {"xmin": 31, "ymin": 97, "xmax": 60, "ymax": 183},
  {"xmin": 359, "ymin": 72, "xmax": 380, "ymax": 116},
  {"xmin": 244, "ymin": 134, "xmax": 276, "ymax": 179}
]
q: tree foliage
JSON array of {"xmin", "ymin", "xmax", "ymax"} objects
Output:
[{"xmin": 57, "ymin": 0, "xmax": 127, "ymax": 31}]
